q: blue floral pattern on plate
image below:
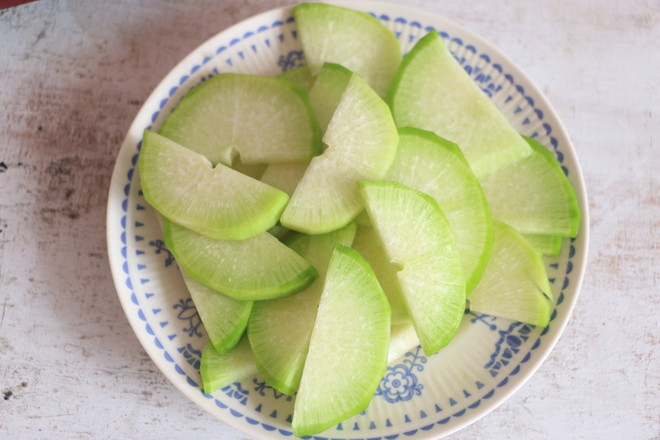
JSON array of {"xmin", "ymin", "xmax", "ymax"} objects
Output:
[{"xmin": 376, "ymin": 346, "xmax": 426, "ymax": 403}]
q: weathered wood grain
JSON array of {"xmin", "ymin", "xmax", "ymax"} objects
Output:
[{"xmin": 0, "ymin": 0, "xmax": 657, "ymax": 439}]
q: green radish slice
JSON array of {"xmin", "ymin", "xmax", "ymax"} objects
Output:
[
  {"xmin": 292, "ymin": 244, "xmax": 390, "ymax": 437},
  {"xmin": 479, "ymin": 136, "xmax": 581, "ymax": 237},
  {"xmin": 351, "ymin": 225, "xmax": 410, "ymax": 325},
  {"xmin": 384, "ymin": 127, "xmax": 493, "ymax": 294},
  {"xmin": 388, "ymin": 31, "xmax": 532, "ymax": 178},
  {"xmin": 180, "ymin": 271, "xmax": 252, "ymax": 354},
  {"xmin": 158, "ymin": 73, "xmax": 321, "ymax": 166},
  {"xmin": 258, "ymin": 62, "xmax": 353, "ymax": 198},
  {"xmin": 247, "ymin": 223, "xmax": 357, "ymax": 395},
  {"xmin": 139, "ymin": 130, "xmax": 289, "ymax": 240},
  {"xmin": 293, "ymin": 3, "xmax": 401, "ymax": 98},
  {"xmin": 278, "ymin": 65, "xmax": 315, "ymax": 91},
  {"xmin": 523, "ymin": 233, "xmax": 564, "ymax": 256},
  {"xmin": 468, "ymin": 221, "xmax": 553, "ymax": 327},
  {"xmin": 359, "ymin": 180, "xmax": 465, "ymax": 356},
  {"xmin": 163, "ymin": 220, "xmax": 318, "ymax": 301},
  {"xmin": 281, "ymin": 73, "xmax": 399, "ymax": 234},
  {"xmin": 308, "ymin": 62, "xmax": 353, "ymax": 134},
  {"xmin": 200, "ymin": 337, "xmax": 256, "ymax": 394},
  {"xmin": 259, "ymin": 163, "xmax": 308, "ymax": 197}
]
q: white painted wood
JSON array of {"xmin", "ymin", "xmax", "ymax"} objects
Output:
[{"xmin": 0, "ymin": 0, "xmax": 657, "ymax": 438}]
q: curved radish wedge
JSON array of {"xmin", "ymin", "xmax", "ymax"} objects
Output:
[
  {"xmin": 292, "ymin": 244, "xmax": 390, "ymax": 437},
  {"xmin": 384, "ymin": 127, "xmax": 493, "ymax": 294},
  {"xmin": 522, "ymin": 233, "xmax": 564, "ymax": 256},
  {"xmin": 159, "ymin": 73, "xmax": 321, "ymax": 166},
  {"xmin": 247, "ymin": 224, "xmax": 357, "ymax": 395},
  {"xmin": 139, "ymin": 130, "xmax": 288, "ymax": 240},
  {"xmin": 308, "ymin": 62, "xmax": 353, "ymax": 134},
  {"xmin": 359, "ymin": 180, "xmax": 465, "ymax": 356},
  {"xmin": 278, "ymin": 65, "xmax": 314, "ymax": 92},
  {"xmin": 388, "ymin": 31, "xmax": 532, "ymax": 178},
  {"xmin": 293, "ymin": 3, "xmax": 401, "ymax": 97},
  {"xmin": 281, "ymin": 73, "xmax": 398, "ymax": 234},
  {"xmin": 163, "ymin": 220, "xmax": 318, "ymax": 301},
  {"xmin": 479, "ymin": 136, "xmax": 581, "ymax": 237},
  {"xmin": 468, "ymin": 221, "xmax": 553, "ymax": 327},
  {"xmin": 351, "ymin": 225, "xmax": 410, "ymax": 325},
  {"xmin": 180, "ymin": 271, "xmax": 252, "ymax": 355},
  {"xmin": 199, "ymin": 337, "xmax": 256, "ymax": 394},
  {"xmin": 258, "ymin": 62, "xmax": 353, "ymax": 198}
]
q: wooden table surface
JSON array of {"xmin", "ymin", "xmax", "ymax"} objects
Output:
[{"xmin": 1, "ymin": 0, "xmax": 658, "ymax": 439}]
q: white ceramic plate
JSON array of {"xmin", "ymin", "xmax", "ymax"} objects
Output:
[{"xmin": 107, "ymin": 2, "xmax": 589, "ymax": 439}]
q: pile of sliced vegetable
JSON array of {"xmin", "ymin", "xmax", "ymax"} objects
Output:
[{"xmin": 137, "ymin": 3, "xmax": 580, "ymax": 436}]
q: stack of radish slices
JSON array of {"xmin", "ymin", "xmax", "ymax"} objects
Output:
[{"xmin": 138, "ymin": 3, "xmax": 580, "ymax": 437}]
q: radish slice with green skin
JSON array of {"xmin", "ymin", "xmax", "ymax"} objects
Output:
[
  {"xmin": 387, "ymin": 31, "xmax": 532, "ymax": 178},
  {"xmin": 180, "ymin": 271, "xmax": 252, "ymax": 355},
  {"xmin": 248, "ymin": 223, "xmax": 357, "ymax": 395},
  {"xmin": 351, "ymin": 225, "xmax": 410, "ymax": 325},
  {"xmin": 281, "ymin": 73, "xmax": 399, "ymax": 234},
  {"xmin": 259, "ymin": 63, "xmax": 354, "ymax": 198},
  {"xmin": 479, "ymin": 136, "xmax": 581, "ymax": 237},
  {"xmin": 359, "ymin": 180, "xmax": 466, "ymax": 356},
  {"xmin": 200, "ymin": 337, "xmax": 256, "ymax": 394},
  {"xmin": 278, "ymin": 65, "xmax": 315, "ymax": 92},
  {"xmin": 384, "ymin": 127, "xmax": 494, "ymax": 294},
  {"xmin": 158, "ymin": 73, "xmax": 322, "ymax": 166},
  {"xmin": 468, "ymin": 221, "xmax": 553, "ymax": 327},
  {"xmin": 260, "ymin": 63, "xmax": 354, "ymax": 199},
  {"xmin": 292, "ymin": 244, "xmax": 391, "ymax": 437},
  {"xmin": 163, "ymin": 220, "xmax": 318, "ymax": 301},
  {"xmin": 522, "ymin": 233, "xmax": 564, "ymax": 256},
  {"xmin": 139, "ymin": 130, "xmax": 289, "ymax": 240},
  {"xmin": 293, "ymin": 3, "xmax": 401, "ymax": 98},
  {"xmin": 308, "ymin": 62, "xmax": 353, "ymax": 134}
]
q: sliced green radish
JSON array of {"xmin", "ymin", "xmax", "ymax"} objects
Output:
[
  {"xmin": 248, "ymin": 223, "xmax": 357, "ymax": 395},
  {"xmin": 388, "ymin": 31, "xmax": 532, "ymax": 178},
  {"xmin": 200, "ymin": 336, "xmax": 256, "ymax": 394},
  {"xmin": 292, "ymin": 244, "xmax": 390, "ymax": 437},
  {"xmin": 281, "ymin": 73, "xmax": 399, "ymax": 234},
  {"xmin": 479, "ymin": 136, "xmax": 581, "ymax": 237},
  {"xmin": 180, "ymin": 271, "xmax": 252, "ymax": 354},
  {"xmin": 359, "ymin": 180, "xmax": 465, "ymax": 356},
  {"xmin": 468, "ymin": 221, "xmax": 552, "ymax": 327},
  {"xmin": 384, "ymin": 127, "xmax": 493, "ymax": 293},
  {"xmin": 163, "ymin": 220, "xmax": 318, "ymax": 301},
  {"xmin": 258, "ymin": 63, "xmax": 353, "ymax": 198},
  {"xmin": 351, "ymin": 225, "xmax": 409, "ymax": 324},
  {"xmin": 522, "ymin": 233, "xmax": 564, "ymax": 256},
  {"xmin": 259, "ymin": 163, "xmax": 308, "ymax": 197},
  {"xmin": 293, "ymin": 3, "xmax": 401, "ymax": 98},
  {"xmin": 139, "ymin": 130, "xmax": 288, "ymax": 240},
  {"xmin": 158, "ymin": 73, "xmax": 321, "ymax": 166},
  {"xmin": 308, "ymin": 62, "xmax": 353, "ymax": 134},
  {"xmin": 278, "ymin": 65, "xmax": 315, "ymax": 91}
]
